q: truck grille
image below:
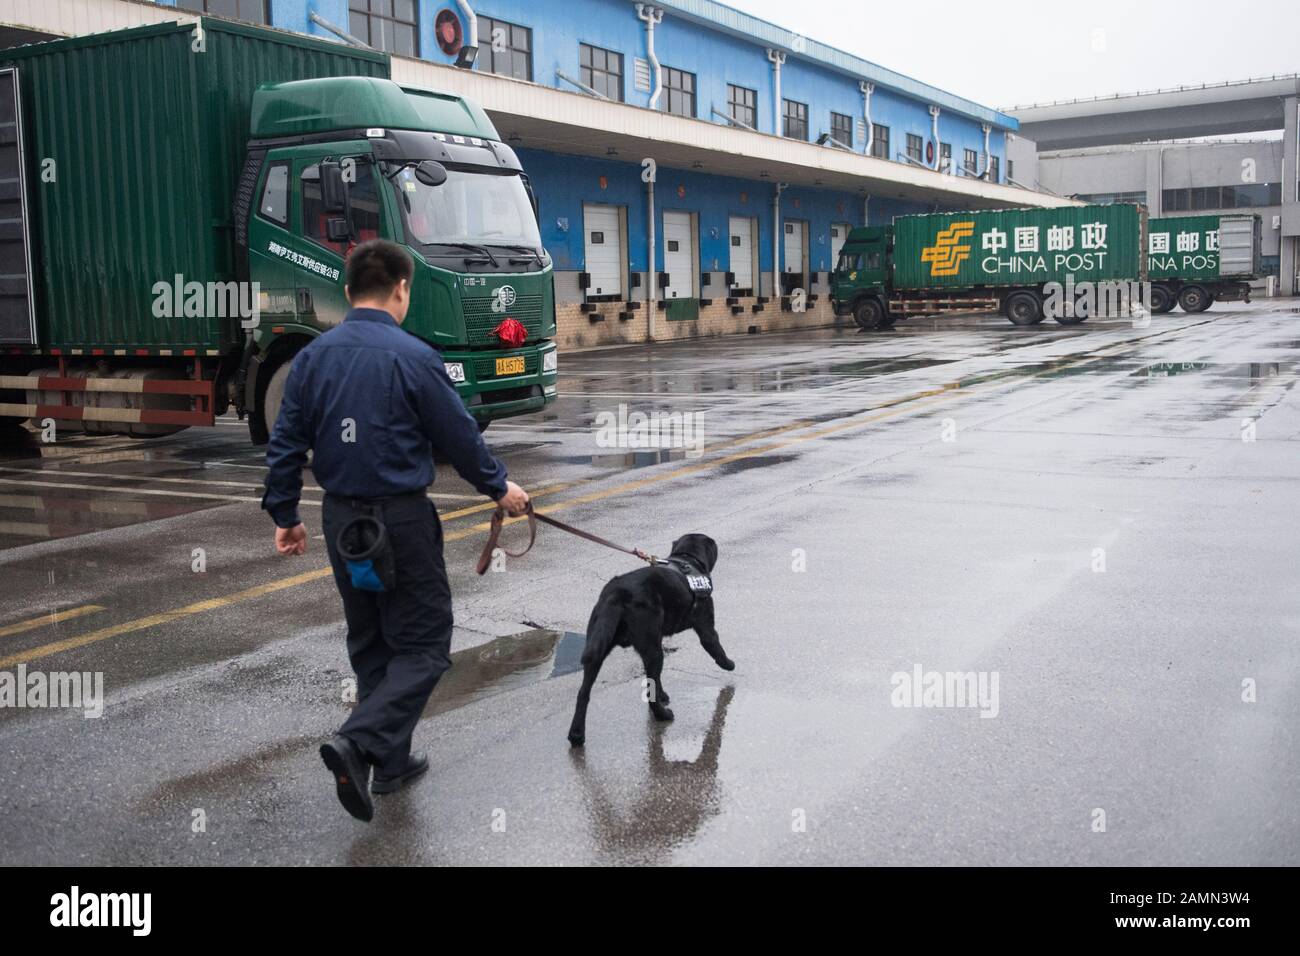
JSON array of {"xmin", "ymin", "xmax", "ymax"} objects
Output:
[{"xmin": 462, "ymin": 294, "xmax": 545, "ymax": 346}]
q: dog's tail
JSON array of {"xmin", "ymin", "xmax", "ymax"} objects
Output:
[{"xmin": 581, "ymin": 600, "xmax": 622, "ymax": 666}]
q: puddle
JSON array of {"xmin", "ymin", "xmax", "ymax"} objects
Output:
[
  {"xmin": 425, "ymin": 628, "xmax": 587, "ymax": 717},
  {"xmin": 1132, "ymin": 362, "xmax": 1211, "ymax": 379},
  {"xmin": 709, "ymin": 453, "xmax": 799, "ymax": 476},
  {"xmin": 559, "ymin": 449, "xmax": 690, "ymax": 469}
]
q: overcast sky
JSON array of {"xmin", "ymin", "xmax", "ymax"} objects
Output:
[{"xmin": 730, "ymin": 0, "xmax": 1300, "ymax": 112}]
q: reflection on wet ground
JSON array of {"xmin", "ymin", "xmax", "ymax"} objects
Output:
[
  {"xmin": 570, "ymin": 685, "xmax": 735, "ymax": 862},
  {"xmin": 424, "ymin": 628, "xmax": 587, "ymax": 717}
]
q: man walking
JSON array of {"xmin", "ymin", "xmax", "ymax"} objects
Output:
[{"xmin": 262, "ymin": 239, "xmax": 529, "ymax": 822}]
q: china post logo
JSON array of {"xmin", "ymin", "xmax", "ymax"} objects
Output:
[
  {"xmin": 921, "ymin": 221, "xmax": 975, "ymax": 277},
  {"xmin": 491, "ymin": 284, "xmax": 517, "ymax": 313}
]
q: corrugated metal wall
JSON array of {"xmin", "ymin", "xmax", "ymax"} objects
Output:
[
  {"xmin": 0, "ymin": 18, "xmax": 386, "ymax": 350},
  {"xmin": 893, "ymin": 204, "xmax": 1144, "ymax": 291}
]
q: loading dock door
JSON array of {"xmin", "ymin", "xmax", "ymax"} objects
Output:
[
  {"xmin": 583, "ymin": 203, "xmax": 623, "ymax": 297},
  {"xmin": 830, "ymin": 222, "xmax": 851, "ymax": 268},
  {"xmin": 729, "ymin": 215, "xmax": 755, "ymax": 291},
  {"xmin": 783, "ymin": 219, "xmax": 807, "ymax": 291},
  {"xmin": 662, "ymin": 210, "xmax": 695, "ymax": 299},
  {"xmin": 0, "ymin": 67, "xmax": 36, "ymax": 345}
]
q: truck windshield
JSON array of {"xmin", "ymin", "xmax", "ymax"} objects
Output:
[{"xmin": 392, "ymin": 166, "xmax": 542, "ymax": 251}]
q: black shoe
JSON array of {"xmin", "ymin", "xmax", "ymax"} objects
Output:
[
  {"xmin": 372, "ymin": 752, "xmax": 429, "ymax": 795},
  {"xmin": 320, "ymin": 735, "xmax": 374, "ymax": 822}
]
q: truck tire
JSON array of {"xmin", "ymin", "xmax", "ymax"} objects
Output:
[
  {"xmin": 1177, "ymin": 285, "xmax": 1211, "ymax": 313},
  {"xmin": 1004, "ymin": 292, "xmax": 1043, "ymax": 326},
  {"xmin": 258, "ymin": 360, "xmax": 293, "ymax": 442},
  {"xmin": 1149, "ymin": 285, "xmax": 1175, "ymax": 314},
  {"xmin": 1054, "ymin": 312, "xmax": 1088, "ymax": 326},
  {"xmin": 852, "ymin": 298, "xmax": 886, "ymax": 331}
]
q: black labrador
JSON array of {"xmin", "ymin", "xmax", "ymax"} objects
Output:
[{"xmin": 568, "ymin": 533, "xmax": 734, "ymax": 747}]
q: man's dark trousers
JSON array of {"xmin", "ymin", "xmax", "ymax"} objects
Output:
[{"xmin": 321, "ymin": 491, "xmax": 453, "ymax": 776}]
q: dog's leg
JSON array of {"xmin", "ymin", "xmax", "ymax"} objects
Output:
[
  {"xmin": 692, "ymin": 598, "xmax": 736, "ymax": 671},
  {"xmin": 568, "ymin": 653, "xmax": 607, "ymax": 748},
  {"xmin": 638, "ymin": 646, "xmax": 674, "ymax": 722}
]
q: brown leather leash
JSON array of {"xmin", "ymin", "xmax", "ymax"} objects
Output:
[{"xmin": 475, "ymin": 502, "xmax": 655, "ymax": 574}]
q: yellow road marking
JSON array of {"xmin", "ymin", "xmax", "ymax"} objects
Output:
[
  {"xmin": 0, "ymin": 604, "xmax": 106, "ymax": 639},
  {"xmin": 3, "ymin": 321, "xmax": 1206, "ymax": 667},
  {"xmin": 0, "ymin": 573, "xmax": 329, "ymax": 668}
]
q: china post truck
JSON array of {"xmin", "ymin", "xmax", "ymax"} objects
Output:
[
  {"xmin": 0, "ymin": 17, "xmax": 556, "ymax": 442},
  {"xmin": 1146, "ymin": 214, "xmax": 1262, "ymax": 313},
  {"xmin": 831, "ymin": 203, "xmax": 1146, "ymax": 328}
]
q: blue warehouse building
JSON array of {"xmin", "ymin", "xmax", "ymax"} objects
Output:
[{"xmin": 6, "ymin": 0, "xmax": 1067, "ymax": 346}]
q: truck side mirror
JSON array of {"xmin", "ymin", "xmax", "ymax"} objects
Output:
[
  {"xmin": 326, "ymin": 218, "xmax": 352, "ymax": 243},
  {"xmin": 320, "ymin": 161, "xmax": 347, "ymax": 214},
  {"xmin": 414, "ymin": 160, "xmax": 447, "ymax": 187}
]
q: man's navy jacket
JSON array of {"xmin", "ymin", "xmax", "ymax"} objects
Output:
[{"xmin": 262, "ymin": 307, "xmax": 508, "ymax": 529}]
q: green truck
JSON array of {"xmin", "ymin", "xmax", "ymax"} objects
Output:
[
  {"xmin": 0, "ymin": 17, "xmax": 556, "ymax": 441},
  {"xmin": 1146, "ymin": 214, "xmax": 1262, "ymax": 313},
  {"xmin": 831, "ymin": 203, "xmax": 1147, "ymax": 328}
]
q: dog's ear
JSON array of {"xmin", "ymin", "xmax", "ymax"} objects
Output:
[{"xmin": 703, "ymin": 536, "xmax": 718, "ymax": 571}]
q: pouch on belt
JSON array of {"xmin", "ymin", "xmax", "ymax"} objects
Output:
[{"xmin": 336, "ymin": 510, "xmax": 397, "ymax": 593}]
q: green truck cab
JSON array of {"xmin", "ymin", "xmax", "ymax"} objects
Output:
[
  {"xmin": 830, "ymin": 226, "xmax": 894, "ymax": 330},
  {"xmin": 0, "ymin": 18, "xmax": 555, "ymax": 443},
  {"xmin": 240, "ymin": 76, "xmax": 557, "ymax": 439}
]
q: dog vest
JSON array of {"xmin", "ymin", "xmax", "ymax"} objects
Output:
[{"xmin": 655, "ymin": 556, "xmax": 713, "ymax": 600}]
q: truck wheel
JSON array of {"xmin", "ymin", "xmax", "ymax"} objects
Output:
[
  {"xmin": 1149, "ymin": 285, "xmax": 1175, "ymax": 314},
  {"xmin": 852, "ymin": 298, "xmax": 885, "ymax": 331},
  {"xmin": 258, "ymin": 360, "xmax": 294, "ymax": 442},
  {"xmin": 1054, "ymin": 312, "xmax": 1088, "ymax": 326},
  {"xmin": 1177, "ymin": 285, "xmax": 1211, "ymax": 313},
  {"xmin": 1004, "ymin": 292, "xmax": 1043, "ymax": 326}
]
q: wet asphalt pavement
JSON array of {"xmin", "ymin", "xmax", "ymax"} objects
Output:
[{"xmin": 1, "ymin": 302, "xmax": 1298, "ymax": 865}]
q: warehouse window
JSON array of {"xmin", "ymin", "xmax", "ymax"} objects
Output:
[
  {"xmin": 349, "ymin": 0, "xmax": 418, "ymax": 57},
  {"xmin": 1076, "ymin": 190, "xmax": 1147, "ymax": 205},
  {"xmin": 905, "ymin": 134, "xmax": 923, "ymax": 164},
  {"xmin": 581, "ymin": 43, "xmax": 624, "ymax": 102},
  {"xmin": 963, "ymin": 148, "xmax": 978, "ymax": 175},
  {"xmin": 177, "ymin": 1, "xmax": 268, "ymax": 24},
  {"xmin": 303, "ymin": 164, "xmax": 381, "ymax": 257},
  {"xmin": 870, "ymin": 124, "xmax": 889, "ymax": 159},
  {"xmin": 728, "ymin": 84, "xmax": 757, "ymax": 129},
  {"xmin": 1007, "ymin": 159, "xmax": 1015, "ymax": 182},
  {"xmin": 830, "ymin": 111, "xmax": 853, "ymax": 149},
  {"xmin": 257, "ymin": 162, "xmax": 289, "ymax": 226},
  {"xmin": 783, "ymin": 99, "xmax": 808, "ymax": 140},
  {"xmin": 663, "ymin": 66, "xmax": 696, "ymax": 118},
  {"xmin": 940, "ymin": 142, "xmax": 952, "ymax": 173},
  {"xmin": 1161, "ymin": 183, "xmax": 1281, "ymax": 211},
  {"xmin": 479, "ymin": 16, "xmax": 532, "ymax": 81},
  {"xmin": 988, "ymin": 156, "xmax": 1000, "ymax": 183}
]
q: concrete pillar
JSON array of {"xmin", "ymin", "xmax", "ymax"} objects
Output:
[{"xmin": 1282, "ymin": 96, "xmax": 1299, "ymax": 294}]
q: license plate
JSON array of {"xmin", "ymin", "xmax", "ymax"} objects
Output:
[{"xmin": 495, "ymin": 356, "xmax": 525, "ymax": 376}]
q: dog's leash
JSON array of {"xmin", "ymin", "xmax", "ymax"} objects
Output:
[{"xmin": 475, "ymin": 502, "xmax": 656, "ymax": 575}]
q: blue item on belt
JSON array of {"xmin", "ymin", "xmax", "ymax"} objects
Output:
[{"xmin": 336, "ymin": 514, "xmax": 397, "ymax": 593}]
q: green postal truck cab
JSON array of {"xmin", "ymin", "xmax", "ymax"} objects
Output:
[
  {"xmin": 831, "ymin": 226, "xmax": 894, "ymax": 330},
  {"xmin": 238, "ymin": 77, "xmax": 557, "ymax": 441}
]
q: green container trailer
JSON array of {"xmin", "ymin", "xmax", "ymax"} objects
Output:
[
  {"xmin": 1146, "ymin": 214, "xmax": 1261, "ymax": 313},
  {"xmin": 831, "ymin": 203, "xmax": 1148, "ymax": 328},
  {"xmin": 0, "ymin": 17, "xmax": 557, "ymax": 440}
]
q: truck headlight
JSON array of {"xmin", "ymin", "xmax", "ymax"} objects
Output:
[
  {"xmin": 445, "ymin": 361, "xmax": 466, "ymax": 383},
  {"xmin": 543, "ymin": 350, "xmax": 557, "ymax": 374}
]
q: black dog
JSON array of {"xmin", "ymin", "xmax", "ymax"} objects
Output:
[{"xmin": 568, "ymin": 533, "xmax": 734, "ymax": 747}]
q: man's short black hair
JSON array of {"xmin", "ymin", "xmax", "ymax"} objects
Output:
[{"xmin": 346, "ymin": 240, "xmax": 414, "ymax": 301}]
